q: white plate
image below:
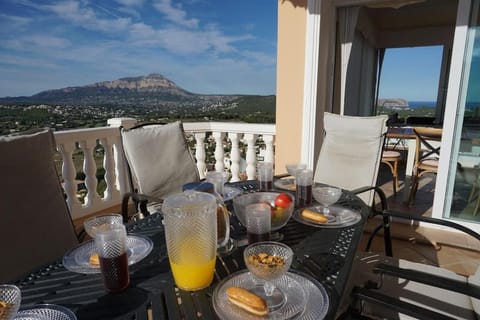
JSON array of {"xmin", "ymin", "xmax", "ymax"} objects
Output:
[
  {"xmin": 15, "ymin": 304, "xmax": 76, "ymax": 320},
  {"xmin": 274, "ymin": 178, "xmax": 296, "ymax": 191},
  {"xmin": 293, "ymin": 205, "xmax": 361, "ymax": 228},
  {"xmin": 62, "ymin": 234, "xmax": 153, "ymax": 274}
]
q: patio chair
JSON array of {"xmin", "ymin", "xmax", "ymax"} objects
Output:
[
  {"xmin": 381, "ymin": 150, "xmax": 401, "ymax": 195},
  {"xmin": 0, "ymin": 128, "xmax": 80, "ymax": 283},
  {"xmin": 408, "ymin": 127, "xmax": 442, "ymax": 204},
  {"xmin": 314, "ymin": 112, "xmax": 389, "ymax": 207},
  {"xmin": 343, "ymin": 204, "xmax": 480, "ymax": 320},
  {"xmin": 120, "ymin": 121, "xmax": 200, "ymax": 221}
]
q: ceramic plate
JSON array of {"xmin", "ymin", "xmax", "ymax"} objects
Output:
[
  {"xmin": 213, "ymin": 270, "xmax": 306, "ymax": 319},
  {"xmin": 293, "ymin": 205, "xmax": 361, "ymax": 228},
  {"xmin": 15, "ymin": 304, "xmax": 76, "ymax": 320},
  {"xmin": 224, "ymin": 186, "xmax": 243, "ymax": 201},
  {"xmin": 62, "ymin": 234, "xmax": 153, "ymax": 274},
  {"xmin": 274, "ymin": 178, "xmax": 296, "ymax": 191}
]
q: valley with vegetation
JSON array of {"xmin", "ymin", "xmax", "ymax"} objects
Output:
[{"xmin": 0, "ymin": 74, "xmax": 275, "ymax": 135}]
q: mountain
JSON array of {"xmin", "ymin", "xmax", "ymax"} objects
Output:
[{"xmin": 0, "ymin": 74, "xmax": 246, "ymax": 108}]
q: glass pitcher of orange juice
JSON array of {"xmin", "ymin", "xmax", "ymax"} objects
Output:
[{"xmin": 162, "ymin": 190, "xmax": 217, "ymax": 291}]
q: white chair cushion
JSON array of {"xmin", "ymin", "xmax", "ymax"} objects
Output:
[
  {"xmin": 314, "ymin": 113, "xmax": 388, "ymax": 205},
  {"xmin": 121, "ymin": 121, "xmax": 200, "ymax": 200}
]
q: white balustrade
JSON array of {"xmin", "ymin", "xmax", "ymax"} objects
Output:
[{"xmin": 53, "ymin": 119, "xmax": 276, "ymax": 219}]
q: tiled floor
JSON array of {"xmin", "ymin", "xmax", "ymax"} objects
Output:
[{"xmin": 360, "ymin": 160, "xmax": 480, "ymax": 276}]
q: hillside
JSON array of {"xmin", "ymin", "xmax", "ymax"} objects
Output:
[{"xmin": 0, "ymin": 74, "xmax": 274, "ymax": 113}]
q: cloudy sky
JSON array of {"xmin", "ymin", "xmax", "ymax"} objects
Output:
[
  {"xmin": 1, "ymin": 0, "xmax": 478, "ymax": 103},
  {"xmin": 0, "ymin": 0, "xmax": 277, "ymax": 97}
]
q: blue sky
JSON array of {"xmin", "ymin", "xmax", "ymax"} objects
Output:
[
  {"xmin": 0, "ymin": 0, "xmax": 277, "ymax": 97},
  {"xmin": 379, "ymin": 46, "xmax": 442, "ymax": 102}
]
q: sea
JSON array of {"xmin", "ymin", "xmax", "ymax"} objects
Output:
[
  {"xmin": 408, "ymin": 101, "xmax": 436, "ymax": 108},
  {"xmin": 409, "ymin": 101, "xmax": 480, "ymax": 109}
]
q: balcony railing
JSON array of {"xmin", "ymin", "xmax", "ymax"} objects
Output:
[{"xmin": 53, "ymin": 118, "xmax": 276, "ymax": 220}]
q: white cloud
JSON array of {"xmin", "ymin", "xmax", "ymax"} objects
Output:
[
  {"xmin": 152, "ymin": 0, "xmax": 199, "ymax": 28},
  {"xmin": 30, "ymin": 0, "xmax": 132, "ymax": 33},
  {"xmin": 0, "ymin": 13, "xmax": 31, "ymax": 27},
  {"xmin": 3, "ymin": 34, "xmax": 71, "ymax": 52},
  {"xmin": 114, "ymin": 0, "xmax": 145, "ymax": 6}
]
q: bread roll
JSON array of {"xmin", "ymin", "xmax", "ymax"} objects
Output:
[
  {"xmin": 301, "ymin": 209, "xmax": 328, "ymax": 223},
  {"xmin": 89, "ymin": 253, "xmax": 100, "ymax": 266},
  {"xmin": 226, "ymin": 287, "xmax": 268, "ymax": 316}
]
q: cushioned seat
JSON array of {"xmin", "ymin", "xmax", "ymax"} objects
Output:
[{"xmin": 120, "ymin": 121, "xmax": 200, "ymax": 220}]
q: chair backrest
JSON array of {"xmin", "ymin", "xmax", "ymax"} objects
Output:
[
  {"xmin": 121, "ymin": 121, "xmax": 200, "ymax": 201},
  {"xmin": 413, "ymin": 127, "xmax": 442, "ymax": 163},
  {"xmin": 314, "ymin": 112, "xmax": 388, "ymax": 205},
  {"xmin": 0, "ymin": 128, "xmax": 79, "ymax": 283}
]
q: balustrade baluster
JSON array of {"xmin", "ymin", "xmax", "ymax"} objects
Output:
[
  {"xmin": 79, "ymin": 140, "xmax": 101, "ymax": 207},
  {"xmin": 229, "ymin": 133, "xmax": 241, "ymax": 182},
  {"xmin": 213, "ymin": 132, "xmax": 225, "ymax": 172},
  {"xmin": 263, "ymin": 135, "xmax": 275, "ymax": 164},
  {"xmin": 195, "ymin": 132, "xmax": 207, "ymax": 179},
  {"xmin": 244, "ymin": 133, "xmax": 257, "ymax": 180}
]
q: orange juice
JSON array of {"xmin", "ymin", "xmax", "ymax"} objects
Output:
[{"xmin": 170, "ymin": 256, "xmax": 216, "ymax": 291}]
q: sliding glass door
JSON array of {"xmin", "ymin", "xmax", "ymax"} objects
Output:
[{"xmin": 445, "ymin": 0, "xmax": 480, "ymax": 222}]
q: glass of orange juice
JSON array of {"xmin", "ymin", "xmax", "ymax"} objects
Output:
[{"xmin": 162, "ymin": 190, "xmax": 217, "ymax": 291}]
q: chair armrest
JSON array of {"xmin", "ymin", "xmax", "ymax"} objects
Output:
[
  {"xmin": 382, "ymin": 210, "xmax": 480, "ymax": 242},
  {"xmin": 121, "ymin": 192, "xmax": 163, "ymax": 222},
  {"xmin": 373, "ymin": 263, "xmax": 480, "ymax": 299},
  {"xmin": 351, "ymin": 286, "xmax": 457, "ymax": 320}
]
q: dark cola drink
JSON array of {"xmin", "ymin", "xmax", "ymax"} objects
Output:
[
  {"xmin": 99, "ymin": 252, "xmax": 130, "ymax": 293},
  {"xmin": 259, "ymin": 180, "xmax": 273, "ymax": 191},
  {"xmin": 247, "ymin": 231, "xmax": 271, "ymax": 244},
  {"xmin": 296, "ymin": 184, "xmax": 312, "ymax": 208},
  {"xmin": 295, "ymin": 169, "xmax": 313, "ymax": 208}
]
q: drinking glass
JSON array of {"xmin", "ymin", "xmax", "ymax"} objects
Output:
[
  {"xmin": 94, "ymin": 224, "xmax": 130, "ymax": 293},
  {"xmin": 206, "ymin": 171, "xmax": 226, "ymax": 197},
  {"xmin": 245, "ymin": 203, "xmax": 271, "ymax": 244},
  {"xmin": 162, "ymin": 191, "xmax": 217, "ymax": 291},
  {"xmin": 295, "ymin": 169, "xmax": 313, "ymax": 208},
  {"xmin": 0, "ymin": 284, "xmax": 21, "ymax": 320},
  {"xmin": 257, "ymin": 162, "xmax": 274, "ymax": 191}
]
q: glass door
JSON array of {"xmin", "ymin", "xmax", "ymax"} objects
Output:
[{"xmin": 445, "ymin": 0, "xmax": 480, "ymax": 222}]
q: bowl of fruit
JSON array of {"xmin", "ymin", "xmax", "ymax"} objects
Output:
[{"xmin": 232, "ymin": 192, "xmax": 294, "ymax": 231}]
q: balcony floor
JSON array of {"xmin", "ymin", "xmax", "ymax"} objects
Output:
[{"xmin": 360, "ymin": 160, "xmax": 480, "ymax": 276}]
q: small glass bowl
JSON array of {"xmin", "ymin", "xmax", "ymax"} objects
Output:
[
  {"xmin": 312, "ymin": 186, "xmax": 342, "ymax": 207},
  {"xmin": 83, "ymin": 213, "xmax": 123, "ymax": 238},
  {"xmin": 243, "ymin": 241, "xmax": 293, "ymax": 281}
]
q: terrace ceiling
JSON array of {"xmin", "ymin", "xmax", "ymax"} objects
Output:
[{"xmin": 362, "ymin": 0, "xmax": 459, "ymax": 47}]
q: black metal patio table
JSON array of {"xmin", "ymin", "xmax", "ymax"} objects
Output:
[{"xmin": 13, "ymin": 180, "xmax": 369, "ymax": 320}]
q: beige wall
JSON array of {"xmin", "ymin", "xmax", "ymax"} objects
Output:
[{"xmin": 275, "ymin": 0, "xmax": 308, "ymax": 174}]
